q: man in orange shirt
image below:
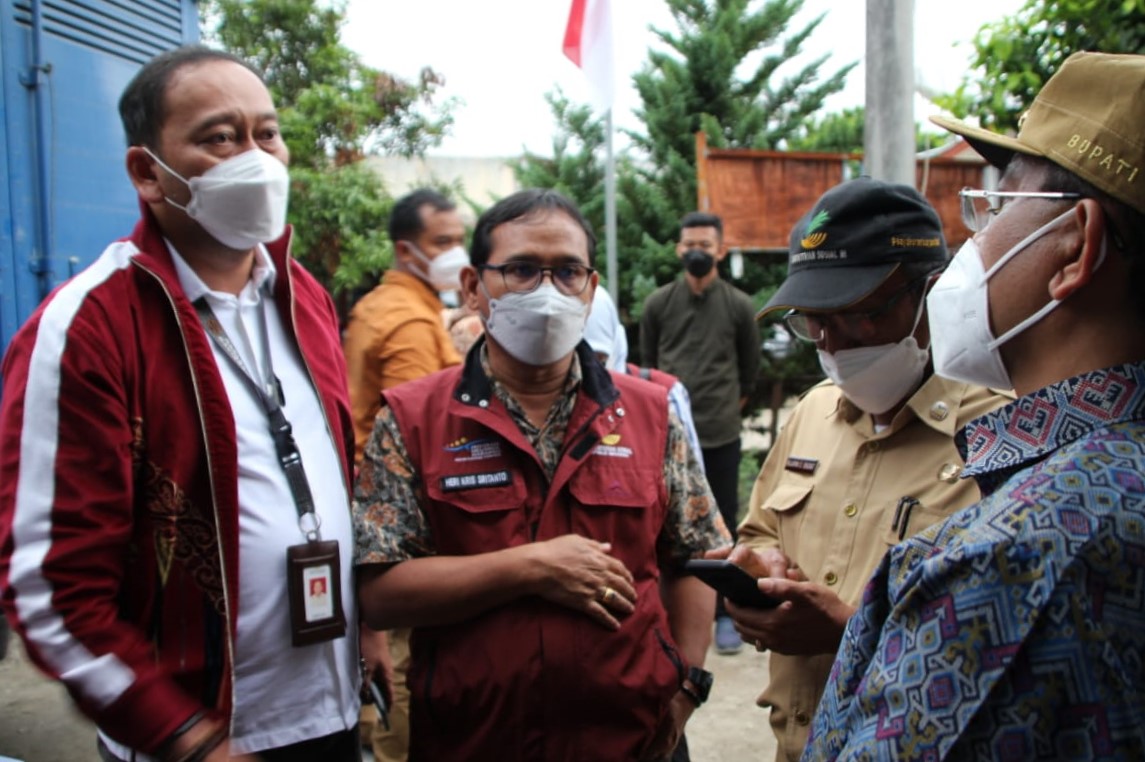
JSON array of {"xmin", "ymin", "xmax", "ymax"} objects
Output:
[
  {"xmin": 344, "ymin": 189, "xmax": 468, "ymax": 460},
  {"xmin": 342, "ymin": 188, "xmax": 468, "ymax": 761}
]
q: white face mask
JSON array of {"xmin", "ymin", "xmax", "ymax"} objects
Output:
[
  {"xmin": 145, "ymin": 148, "xmax": 290, "ymax": 251},
  {"xmin": 407, "ymin": 243, "xmax": 469, "ymax": 292},
  {"xmin": 927, "ymin": 208, "xmax": 1101, "ymax": 390},
  {"xmin": 483, "ymin": 283, "xmax": 589, "ymax": 366},
  {"xmin": 817, "ymin": 292, "xmax": 930, "ymax": 414}
]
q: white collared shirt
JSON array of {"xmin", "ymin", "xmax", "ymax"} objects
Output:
[{"xmin": 168, "ymin": 245, "xmax": 357, "ymax": 753}]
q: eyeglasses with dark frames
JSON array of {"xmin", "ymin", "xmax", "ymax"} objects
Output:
[
  {"xmin": 959, "ymin": 187, "xmax": 1082, "ymax": 233},
  {"xmin": 783, "ymin": 278, "xmax": 928, "ymax": 344},
  {"xmin": 479, "ymin": 261, "xmax": 596, "ymax": 296}
]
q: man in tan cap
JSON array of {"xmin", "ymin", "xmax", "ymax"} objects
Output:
[{"xmin": 806, "ymin": 52, "xmax": 1145, "ymax": 760}]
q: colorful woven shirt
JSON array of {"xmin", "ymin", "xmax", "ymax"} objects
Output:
[{"xmin": 805, "ymin": 363, "xmax": 1145, "ymax": 761}]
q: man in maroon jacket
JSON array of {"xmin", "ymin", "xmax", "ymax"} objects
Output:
[{"xmin": 0, "ymin": 45, "xmax": 364, "ymax": 761}]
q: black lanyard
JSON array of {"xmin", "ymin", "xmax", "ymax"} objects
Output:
[{"xmin": 193, "ymin": 294, "xmax": 321, "ymax": 542}]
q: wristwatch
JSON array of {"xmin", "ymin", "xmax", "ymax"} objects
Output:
[{"xmin": 680, "ymin": 666, "xmax": 714, "ymax": 707}]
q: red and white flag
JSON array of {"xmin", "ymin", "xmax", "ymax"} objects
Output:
[{"xmin": 562, "ymin": 0, "xmax": 615, "ymax": 112}]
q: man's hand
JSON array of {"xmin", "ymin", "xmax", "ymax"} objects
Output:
[
  {"xmin": 162, "ymin": 719, "xmax": 257, "ymax": 762},
  {"xmin": 641, "ymin": 691, "xmax": 694, "ymax": 761},
  {"xmin": 532, "ymin": 534, "xmax": 636, "ymax": 630},
  {"xmin": 704, "ymin": 543, "xmax": 793, "ymax": 580},
  {"xmin": 725, "ymin": 578, "xmax": 856, "ymax": 656},
  {"xmin": 359, "ymin": 623, "xmax": 393, "ymax": 706}
]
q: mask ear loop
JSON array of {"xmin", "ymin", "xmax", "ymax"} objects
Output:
[
  {"xmin": 905, "ymin": 281, "xmax": 929, "ymax": 346},
  {"xmin": 141, "ymin": 146, "xmax": 194, "ymax": 214},
  {"xmin": 985, "ymin": 210, "xmax": 1107, "ymax": 351}
]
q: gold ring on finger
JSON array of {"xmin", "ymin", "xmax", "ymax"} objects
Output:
[{"xmin": 599, "ymin": 587, "xmax": 617, "ymax": 605}]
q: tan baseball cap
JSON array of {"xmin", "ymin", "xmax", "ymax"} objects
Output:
[{"xmin": 931, "ymin": 52, "xmax": 1145, "ymax": 216}]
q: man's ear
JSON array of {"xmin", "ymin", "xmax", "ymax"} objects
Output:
[
  {"xmin": 714, "ymin": 239, "xmax": 729, "ymax": 262},
  {"xmin": 459, "ymin": 265, "xmax": 482, "ymax": 312},
  {"xmin": 1049, "ymin": 199, "xmax": 1105, "ymax": 301},
  {"xmin": 393, "ymin": 240, "xmax": 416, "ymax": 269},
  {"xmin": 125, "ymin": 146, "xmax": 164, "ymax": 203}
]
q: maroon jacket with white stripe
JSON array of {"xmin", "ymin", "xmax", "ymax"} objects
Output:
[{"xmin": 0, "ymin": 207, "xmax": 353, "ymax": 753}]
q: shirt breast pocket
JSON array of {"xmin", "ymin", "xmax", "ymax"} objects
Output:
[
  {"xmin": 882, "ymin": 499, "xmax": 950, "ymax": 546},
  {"xmin": 760, "ymin": 480, "xmax": 814, "ymax": 552}
]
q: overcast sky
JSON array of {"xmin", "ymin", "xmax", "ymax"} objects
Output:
[{"xmin": 341, "ymin": 0, "xmax": 1025, "ymax": 158}]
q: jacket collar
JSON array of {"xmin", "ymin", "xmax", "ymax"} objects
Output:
[
  {"xmin": 128, "ymin": 200, "xmax": 295, "ymax": 298},
  {"xmin": 959, "ymin": 362, "xmax": 1145, "ymax": 484},
  {"xmin": 383, "ymin": 269, "xmax": 445, "ymax": 309},
  {"xmin": 453, "ymin": 337, "xmax": 620, "ymax": 410}
]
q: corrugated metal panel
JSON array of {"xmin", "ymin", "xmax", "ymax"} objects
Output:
[
  {"xmin": 1, "ymin": 0, "xmax": 198, "ymax": 354},
  {"xmin": 13, "ymin": 0, "xmax": 185, "ymax": 65}
]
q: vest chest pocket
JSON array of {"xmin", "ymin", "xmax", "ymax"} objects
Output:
[
  {"xmin": 568, "ymin": 466, "xmax": 663, "ymax": 562},
  {"xmin": 569, "ymin": 465, "xmax": 662, "ymax": 511},
  {"xmin": 423, "ymin": 469, "xmax": 530, "ymax": 553}
]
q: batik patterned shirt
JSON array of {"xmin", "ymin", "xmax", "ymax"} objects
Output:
[{"xmin": 805, "ymin": 362, "xmax": 1145, "ymax": 761}]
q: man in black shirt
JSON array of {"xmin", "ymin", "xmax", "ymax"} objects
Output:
[{"xmin": 640, "ymin": 211, "xmax": 761, "ymax": 655}]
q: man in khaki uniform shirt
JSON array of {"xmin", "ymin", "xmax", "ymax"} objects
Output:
[{"xmin": 718, "ymin": 178, "xmax": 1010, "ymax": 761}]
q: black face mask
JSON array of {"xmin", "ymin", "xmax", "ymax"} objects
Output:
[{"xmin": 682, "ymin": 249, "xmax": 715, "ymax": 277}]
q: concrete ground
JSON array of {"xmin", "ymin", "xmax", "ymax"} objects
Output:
[{"xmin": 0, "ymin": 633, "xmax": 777, "ymax": 762}]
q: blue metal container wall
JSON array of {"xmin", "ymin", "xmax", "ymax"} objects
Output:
[{"xmin": 0, "ymin": 0, "xmax": 198, "ymax": 355}]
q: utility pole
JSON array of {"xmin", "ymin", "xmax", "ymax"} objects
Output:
[{"xmin": 864, "ymin": 0, "xmax": 915, "ymax": 185}]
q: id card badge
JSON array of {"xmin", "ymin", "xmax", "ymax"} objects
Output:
[{"xmin": 286, "ymin": 540, "xmax": 347, "ymax": 646}]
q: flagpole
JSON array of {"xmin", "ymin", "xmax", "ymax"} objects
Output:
[{"xmin": 605, "ymin": 107, "xmax": 618, "ymax": 304}]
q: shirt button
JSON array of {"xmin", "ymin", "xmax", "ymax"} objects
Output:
[
  {"xmin": 938, "ymin": 462, "xmax": 962, "ymax": 482},
  {"xmin": 930, "ymin": 401, "xmax": 950, "ymax": 421},
  {"xmin": 478, "ymin": 399, "xmax": 489, "ymax": 408},
  {"xmin": 460, "ymin": 393, "xmax": 471, "ymax": 402},
  {"xmin": 616, "ymin": 407, "xmax": 626, "ymax": 417},
  {"xmin": 844, "ymin": 503, "xmax": 858, "ymax": 518},
  {"xmin": 794, "ymin": 711, "xmax": 811, "ymax": 725},
  {"xmin": 824, "ymin": 571, "xmax": 838, "ymax": 586}
]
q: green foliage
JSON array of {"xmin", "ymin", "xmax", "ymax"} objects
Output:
[
  {"xmin": 786, "ymin": 105, "xmax": 951, "ymax": 155},
  {"xmin": 513, "ymin": 91, "xmax": 680, "ymax": 327},
  {"xmin": 200, "ymin": 0, "xmax": 453, "ymax": 295},
  {"xmin": 629, "ymin": 0, "xmax": 856, "ymax": 215},
  {"xmin": 288, "ymin": 163, "xmax": 392, "ymax": 295},
  {"xmin": 935, "ymin": 0, "xmax": 1145, "ymax": 132},
  {"xmin": 516, "ymin": 0, "xmax": 854, "ymax": 387},
  {"xmin": 786, "ymin": 106, "xmax": 864, "ymax": 152}
]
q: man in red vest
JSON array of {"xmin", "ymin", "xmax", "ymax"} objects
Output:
[{"xmin": 354, "ymin": 189, "xmax": 731, "ymax": 761}]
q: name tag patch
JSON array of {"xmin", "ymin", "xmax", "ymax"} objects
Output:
[
  {"xmin": 440, "ymin": 470, "xmax": 512, "ymax": 492},
  {"xmin": 785, "ymin": 456, "xmax": 818, "ymax": 475}
]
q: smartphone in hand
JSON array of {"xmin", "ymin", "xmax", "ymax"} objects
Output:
[
  {"xmin": 684, "ymin": 559, "xmax": 781, "ymax": 609},
  {"xmin": 368, "ymin": 677, "xmax": 391, "ymax": 731}
]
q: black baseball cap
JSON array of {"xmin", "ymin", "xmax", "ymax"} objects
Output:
[{"xmin": 758, "ymin": 177, "xmax": 949, "ymax": 319}]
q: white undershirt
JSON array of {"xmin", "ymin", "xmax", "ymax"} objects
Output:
[{"xmin": 165, "ymin": 245, "xmax": 357, "ymax": 753}]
